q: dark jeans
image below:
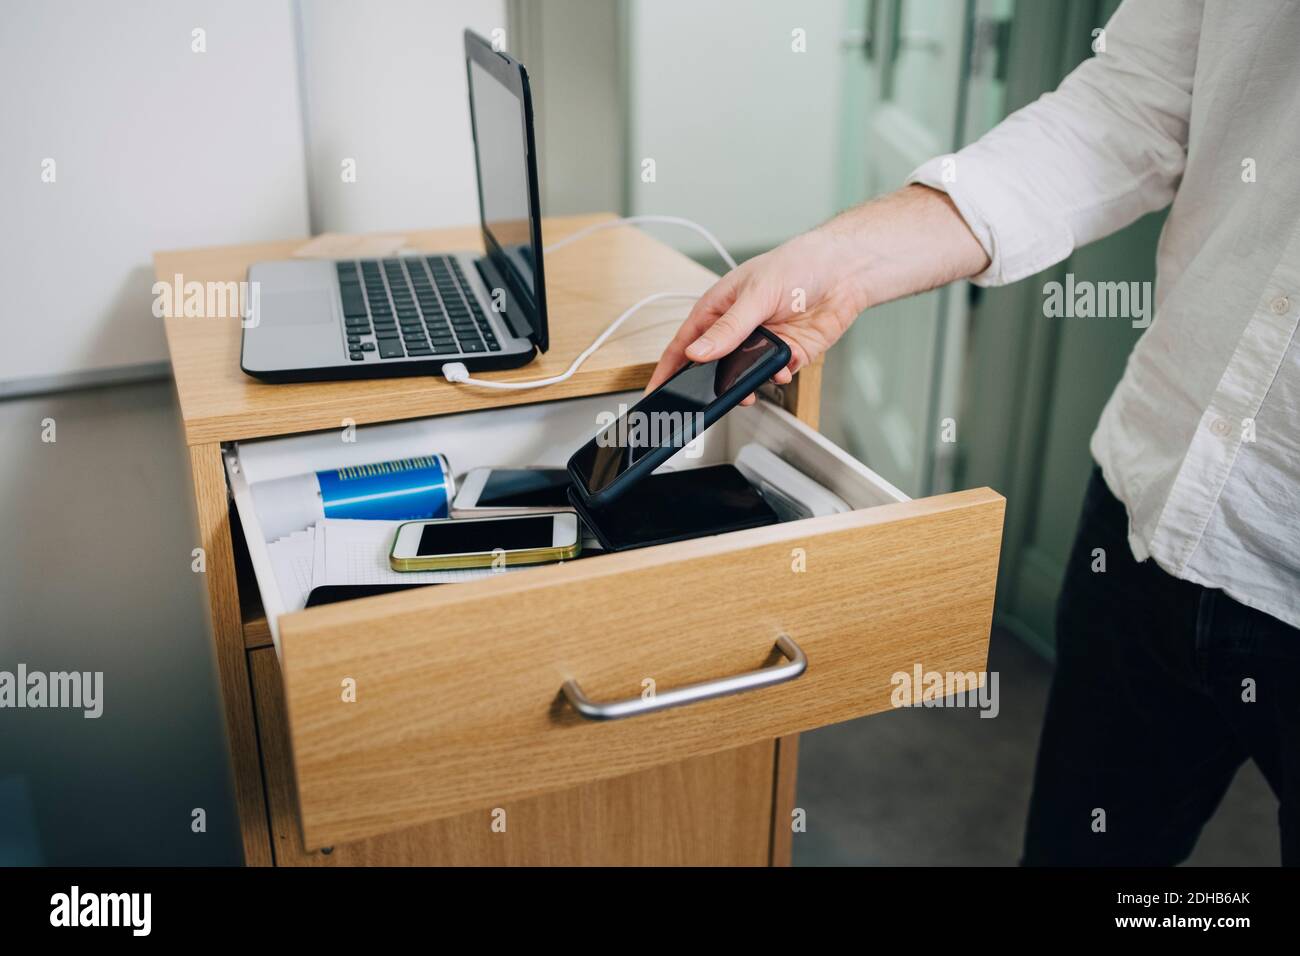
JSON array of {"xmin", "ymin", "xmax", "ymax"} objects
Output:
[{"xmin": 1022, "ymin": 467, "xmax": 1300, "ymax": 866}]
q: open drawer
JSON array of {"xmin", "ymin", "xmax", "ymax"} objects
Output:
[{"xmin": 226, "ymin": 392, "xmax": 1004, "ymax": 849}]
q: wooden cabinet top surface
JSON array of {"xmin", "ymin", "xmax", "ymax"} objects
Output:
[{"xmin": 155, "ymin": 214, "xmax": 717, "ymax": 445}]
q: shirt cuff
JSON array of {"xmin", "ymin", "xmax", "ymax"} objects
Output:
[{"xmin": 906, "ymin": 153, "xmax": 1074, "ymax": 287}]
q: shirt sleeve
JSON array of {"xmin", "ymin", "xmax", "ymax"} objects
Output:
[{"xmin": 908, "ymin": 0, "xmax": 1202, "ymax": 287}]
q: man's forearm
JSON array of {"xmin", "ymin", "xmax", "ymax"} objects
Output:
[{"xmin": 822, "ymin": 184, "xmax": 991, "ymax": 313}]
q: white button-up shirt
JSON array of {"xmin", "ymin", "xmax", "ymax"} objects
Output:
[{"xmin": 909, "ymin": 0, "xmax": 1300, "ymax": 628}]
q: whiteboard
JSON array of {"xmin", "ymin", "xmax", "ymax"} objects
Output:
[{"xmin": 1, "ymin": 0, "xmax": 310, "ymax": 392}]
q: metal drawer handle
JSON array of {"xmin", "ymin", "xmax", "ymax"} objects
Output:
[{"xmin": 561, "ymin": 635, "xmax": 807, "ymax": 721}]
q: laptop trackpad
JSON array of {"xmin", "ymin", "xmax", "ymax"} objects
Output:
[
  {"xmin": 258, "ymin": 290, "xmax": 335, "ymax": 326},
  {"xmin": 244, "ymin": 287, "xmax": 342, "ymax": 372}
]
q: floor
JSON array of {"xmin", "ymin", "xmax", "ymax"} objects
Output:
[
  {"xmin": 794, "ymin": 626, "xmax": 1280, "ymax": 866},
  {"xmin": 0, "ymin": 379, "xmax": 1282, "ymax": 866}
]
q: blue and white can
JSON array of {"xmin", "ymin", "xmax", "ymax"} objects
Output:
[
  {"xmin": 252, "ymin": 453, "xmax": 455, "ymax": 541},
  {"xmin": 317, "ymin": 454, "xmax": 454, "ymax": 523}
]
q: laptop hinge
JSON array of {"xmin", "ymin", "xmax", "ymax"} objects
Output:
[{"xmin": 475, "ymin": 256, "xmax": 534, "ymax": 343}]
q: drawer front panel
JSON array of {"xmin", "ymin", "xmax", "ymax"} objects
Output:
[
  {"xmin": 277, "ymin": 488, "xmax": 1003, "ymax": 849},
  {"xmin": 250, "ymin": 649, "xmax": 777, "ymax": 866}
]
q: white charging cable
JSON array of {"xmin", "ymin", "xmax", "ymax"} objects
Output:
[
  {"xmin": 543, "ymin": 214, "xmax": 738, "ymax": 271},
  {"xmin": 442, "ymin": 216, "xmax": 735, "ymax": 389},
  {"xmin": 442, "ymin": 290, "xmax": 701, "ymax": 389}
]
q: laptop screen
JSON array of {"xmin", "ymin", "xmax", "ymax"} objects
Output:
[{"xmin": 467, "ymin": 55, "xmax": 543, "ymax": 343}]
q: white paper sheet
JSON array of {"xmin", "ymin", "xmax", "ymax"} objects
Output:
[
  {"xmin": 266, "ymin": 526, "xmax": 317, "ymax": 613},
  {"xmin": 267, "ymin": 519, "xmax": 514, "ymax": 613},
  {"xmin": 315, "ymin": 519, "xmax": 512, "ymax": 588}
]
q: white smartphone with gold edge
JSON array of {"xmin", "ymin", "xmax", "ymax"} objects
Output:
[{"xmin": 390, "ymin": 511, "xmax": 580, "ymax": 571}]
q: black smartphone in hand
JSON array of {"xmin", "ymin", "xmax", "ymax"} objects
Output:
[{"xmin": 567, "ymin": 327, "xmax": 791, "ymax": 509}]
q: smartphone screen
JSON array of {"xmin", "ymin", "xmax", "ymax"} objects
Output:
[
  {"xmin": 417, "ymin": 515, "xmax": 556, "ymax": 556},
  {"xmin": 476, "ymin": 469, "xmax": 571, "ymax": 508},
  {"xmin": 569, "ymin": 329, "xmax": 788, "ymax": 501}
]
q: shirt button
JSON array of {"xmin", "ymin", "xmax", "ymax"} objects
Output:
[
  {"xmin": 1210, "ymin": 417, "xmax": 1231, "ymax": 437},
  {"xmin": 1271, "ymin": 295, "xmax": 1290, "ymax": 315}
]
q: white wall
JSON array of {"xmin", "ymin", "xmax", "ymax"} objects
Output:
[
  {"xmin": 626, "ymin": 0, "xmax": 849, "ymax": 258},
  {"xmin": 5, "ymin": 0, "xmax": 836, "ymax": 390},
  {"xmin": 511, "ymin": 0, "xmax": 624, "ymax": 217},
  {"xmin": 297, "ymin": 0, "xmax": 507, "ymax": 234},
  {"xmin": 1, "ymin": 0, "xmax": 506, "ymax": 393},
  {"xmin": 1, "ymin": 0, "xmax": 310, "ymax": 392}
]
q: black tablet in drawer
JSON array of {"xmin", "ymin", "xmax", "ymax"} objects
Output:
[{"xmin": 568, "ymin": 463, "xmax": 777, "ymax": 552}]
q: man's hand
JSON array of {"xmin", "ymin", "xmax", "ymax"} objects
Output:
[{"xmin": 645, "ymin": 185, "xmax": 991, "ymax": 402}]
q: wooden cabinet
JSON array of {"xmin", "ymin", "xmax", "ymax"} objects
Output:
[{"xmin": 160, "ymin": 214, "xmax": 1002, "ymax": 866}]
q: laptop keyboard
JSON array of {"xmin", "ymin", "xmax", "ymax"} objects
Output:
[{"xmin": 335, "ymin": 256, "xmax": 502, "ymax": 362}]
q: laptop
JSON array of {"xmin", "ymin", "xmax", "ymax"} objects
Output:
[{"xmin": 242, "ymin": 30, "xmax": 548, "ymax": 383}]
